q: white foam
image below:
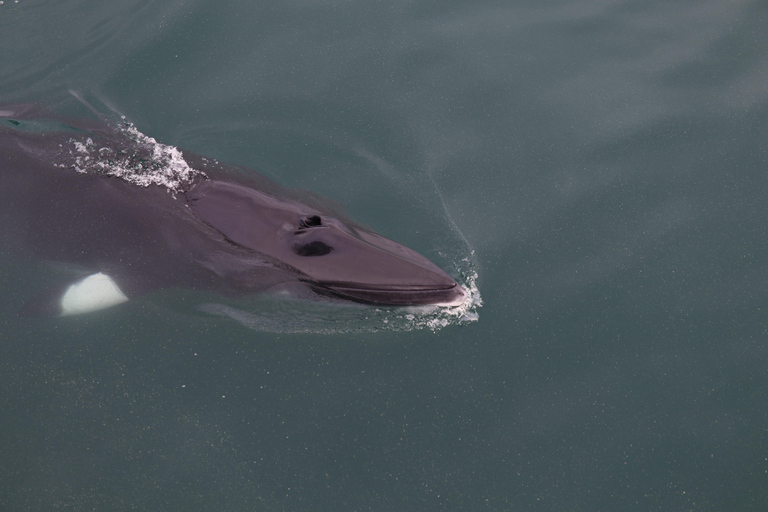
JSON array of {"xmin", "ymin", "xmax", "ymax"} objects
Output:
[
  {"xmin": 60, "ymin": 272, "xmax": 129, "ymax": 316},
  {"xmin": 59, "ymin": 124, "xmax": 205, "ymax": 192}
]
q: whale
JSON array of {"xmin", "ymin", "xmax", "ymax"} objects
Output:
[{"xmin": 0, "ymin": 105, "xmax": 465, "ymax": 316}]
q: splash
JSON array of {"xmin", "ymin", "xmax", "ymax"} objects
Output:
[{"xmin": 57, "ymin": 123, "xmax": 205, "ymax": 192}]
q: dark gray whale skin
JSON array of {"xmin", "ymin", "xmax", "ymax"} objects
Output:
[{"xmin": 0, "ymin": 106, "xmax": 464, "ymax": 315}]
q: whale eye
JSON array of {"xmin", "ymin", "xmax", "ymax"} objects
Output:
[
  {"xmin": 299, "ymin": 215, "xmax": 322, "ymax": 229},
  {"xmin": 293, "ymin": 241, "xmax": 333, "ymax": 257}
]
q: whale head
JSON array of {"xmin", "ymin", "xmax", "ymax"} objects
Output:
[{"xmin": 187, "ymin": 180, "xmax": 465, "ymax": 306}]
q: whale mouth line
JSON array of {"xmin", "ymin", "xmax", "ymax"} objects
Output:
[
  {"xmin": 319, "ymin": 282, "xmax": 465, "ymax": 306},
  {"xmin": 321, "ymin": 281, "xmax": 457, "ymax": 291}
]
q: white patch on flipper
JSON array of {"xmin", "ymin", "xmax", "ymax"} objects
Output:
[{"xmin": 59, "ymin": 272, "xmax": 129, "ymax": 316}]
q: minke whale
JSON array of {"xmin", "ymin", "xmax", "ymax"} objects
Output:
[{"xmin": 0, "ymin": 105, "xmax": 465, "ymax": 316}]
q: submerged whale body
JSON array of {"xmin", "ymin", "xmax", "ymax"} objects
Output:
[{"xmin": 0, "ymin": 105, "xmax": 465, "ymax": 316}]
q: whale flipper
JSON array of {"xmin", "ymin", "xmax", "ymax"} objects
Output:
[{"xmin": 20, "ymin": 272, "xmax": 129, "ymax": 317}]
